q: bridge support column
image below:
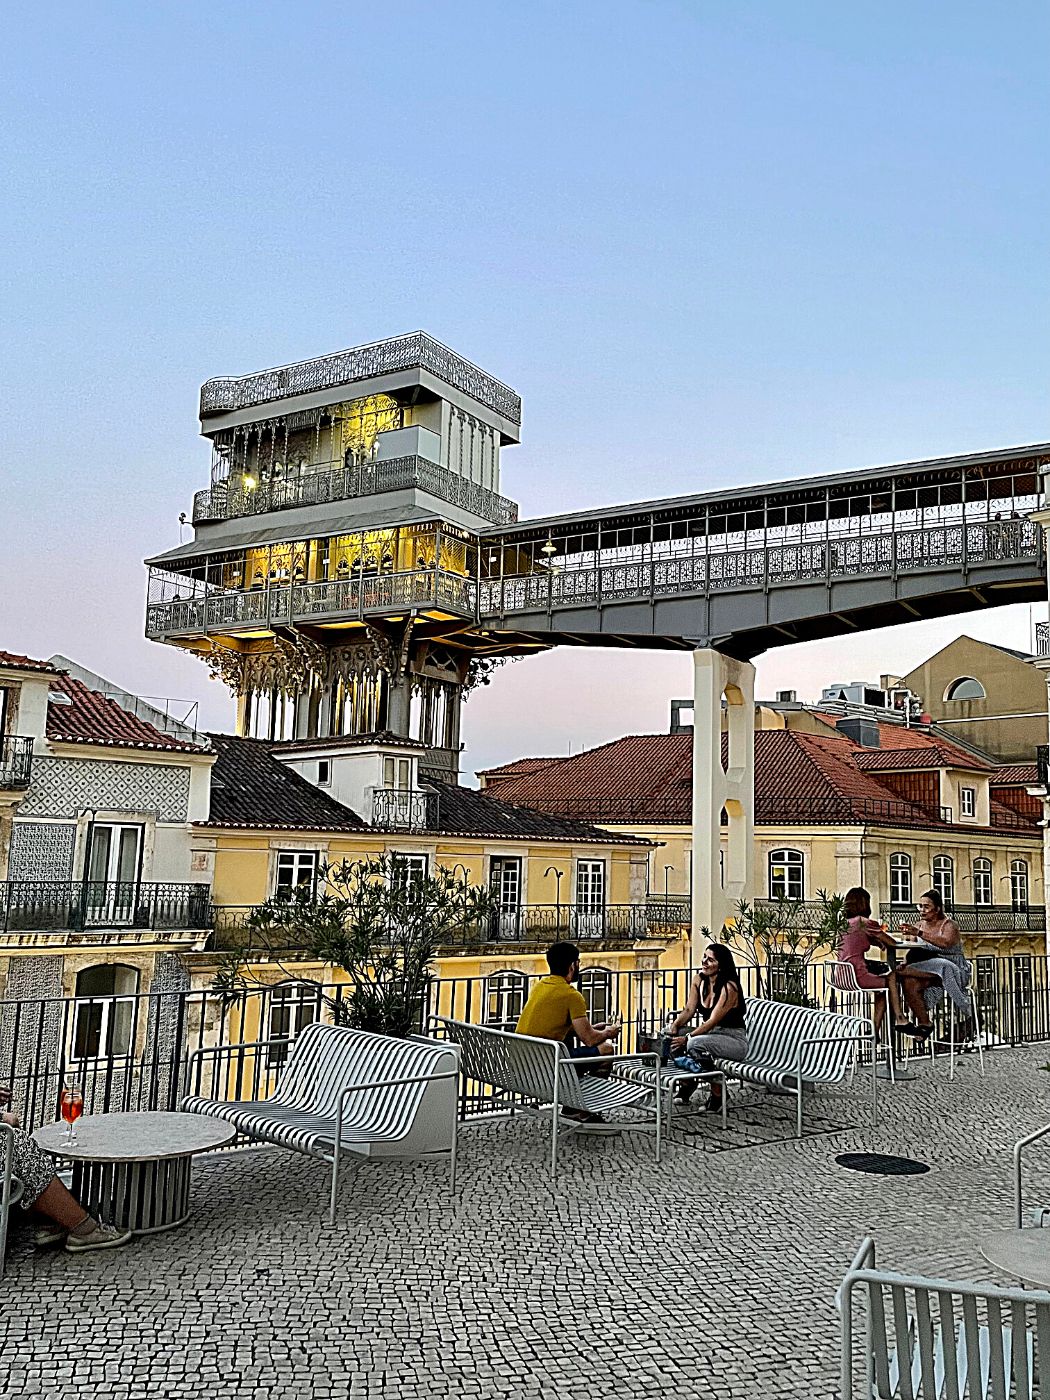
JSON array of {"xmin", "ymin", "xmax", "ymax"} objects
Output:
[{"xmin": 690, "ymin": 648, "xmax": 755, "ymax": 963}]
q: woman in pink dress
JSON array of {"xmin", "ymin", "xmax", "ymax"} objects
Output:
[{"xmin": 837, "ymin": 886, "xmax": 913, "ymax": 1035}]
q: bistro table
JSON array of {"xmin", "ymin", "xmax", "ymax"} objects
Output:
[
  {"xmin": 980, "ymin": 1229, "xmax": 1050, "ymax": 1289},
  {"xmin": 34, "ymin": 1111, "xmax": 236, "ymax": 1235}
]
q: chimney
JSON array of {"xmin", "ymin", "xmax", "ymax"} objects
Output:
[
  {"xmin": 836, "ymin": 717, "xmax": 881, "ymax": 749},
  {"xmin": 775, "ymin": 689, "xmax": 797, "ymax": 703}
]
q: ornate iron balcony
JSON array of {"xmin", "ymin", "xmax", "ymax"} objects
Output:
[
  {"xmin": 192, "ymin": 455, "xmax": 518, "ymax": 527},
  {"xmin": 370, "ymin": 790, "xmax": 439, "ymax": 832},
  {"xmin": 0, "ymin": 735, "xmax": 33, "ymax": 789},
  {"xmin": 0, "ymin": 880, "xmax": 213, "ymax": 935},
  {"xmin": 198, "ymin": 331, "xmax": 522, "ymax": 425},
  {"xmin": 1037, "ymin": 621, "xmax": 1050, "ymax": 657}
]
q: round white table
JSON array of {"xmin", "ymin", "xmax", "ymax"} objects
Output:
[
  {"xmin": 34, "ymin": 1112, "xmax": 236, "ymax": 1235},
  {"xmin": 980, "ymin": 1229, "xmax": 1050, "ymax": 1289}
]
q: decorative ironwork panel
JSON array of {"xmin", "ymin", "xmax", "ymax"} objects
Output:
[
  {"xmin": 0, "ymin": 735, "xmax": 33, "ymax": 789},
  {"xmin": 370, "ymin": 790, "xmax": 439, "ymax": 832}
]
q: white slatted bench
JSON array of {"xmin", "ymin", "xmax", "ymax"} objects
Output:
[
  {"xmin": 704, "ymin": 997, "xmax": 874, "ymax": 1136},
  {"xmin": 181, "ymin": 1023, "xmax": 460, "ymax": 1221},
  {"xmin": 1, "ymin": 1122, "xmax": 24, "ymax": 1279},
  {"xmin": 434, "ymin": 1018, "xmax": 661, "ymax": 1178},
  {"xmin": 838, "ymin": 1235, "xmax": 1050, "ymax": 1399}
]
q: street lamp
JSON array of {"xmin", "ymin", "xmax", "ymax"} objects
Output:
[
  {"xmin": 663, "ymin": 865, "xmax": 672, "ymax": 906},
  {"xmin": 450, "ymin": 863, "xmax": 471, "ymax": 885},
  {"xmin": 545, "ymin": 866, "xmax": 564, "ymax": 928}
]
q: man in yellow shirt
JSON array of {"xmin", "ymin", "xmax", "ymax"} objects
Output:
[{"xmin": 515, "ymin": 941, "xmax": 621, "ymax": 1073}]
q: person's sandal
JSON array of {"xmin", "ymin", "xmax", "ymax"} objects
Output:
[{"xmin": 911, "ymin": 1024, "xmax": 934, "ymax": 1042}]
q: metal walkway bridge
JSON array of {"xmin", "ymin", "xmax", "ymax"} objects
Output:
[{"xmin": 478, "ymin": 443, "xmax": 1049, "ymax": 658}]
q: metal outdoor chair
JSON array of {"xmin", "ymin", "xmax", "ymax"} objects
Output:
[
  {"xmin": 1013, "ymin": 1121, "xmax": 1050, "ymax": 1229},
  {"xmin": 0, "ymin": 1122, "xmax": 25, "ymax": 1281},
  {"xmin": 924, "ymin": 971, "xmax": 985, "ymax": 1082},
  {"xmin": 826, "ymin": 960, "xmax": 895, "ymax": 1084},
  {"xmin": 838, "ymin": 1235, "xmax": 1050, "ymax": 1399}
]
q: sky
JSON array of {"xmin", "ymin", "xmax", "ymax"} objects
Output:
[{"xmin": 3, "ymin": 2, "xmax": 1048, "ymax": 779}]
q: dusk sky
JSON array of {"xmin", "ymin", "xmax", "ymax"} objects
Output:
[{"xmin": 4, "ymin": 3, "xmax": 1048, "ymax": 778}]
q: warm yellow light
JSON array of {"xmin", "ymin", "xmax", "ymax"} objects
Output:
[{"xmin": 243, "ymin": 474, "xmax": 257, "ymax": 491}]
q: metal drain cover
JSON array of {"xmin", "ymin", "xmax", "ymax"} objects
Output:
[{"xmin": 836, "ymin": 1152, "xmax": 930, "ymax": 1176}]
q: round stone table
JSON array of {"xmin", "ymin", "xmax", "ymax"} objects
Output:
[
  {"xmin": 980, "ymin": 1229, "xmax": 1050, "ymax": 1289},
  {"xmin": 34, "ymin": 1112, "xmax": 236, "ymax": 1235}
]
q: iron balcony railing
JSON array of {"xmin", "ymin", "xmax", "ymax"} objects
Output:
[
  {"xmin": 1037, "ymin": 621, "xmax": 1050, "ymax": 657},
  {"xmin": 1038, "ymin": 745, "xmax": 1050, "ymax": 791},
  {"xmin": 0, "ymin": 735, "xmax": 33, "ymax": 790},
  {"xmin": 0, "ymin": 881, "xmax": 213, "ymax": 936},
  {"xmin": 755, "ymin": 898, "xmax": 1046, "ymax": 935},
  {"xmin": 370, "ymin": 789, "xmax": 440, "ymax": 832},
  {"xmin": 146, "ymin": 568, "xmax": 476, "ymax": 639},
  {"xmin": 192, "ymin": 455, "xmax": 519, "ymax": 527},
  {"xmin": 3, "ymin": 953, "xmax": 1050, "ymax": 1134}
]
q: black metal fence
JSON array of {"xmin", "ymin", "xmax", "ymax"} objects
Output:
[
  {"xmin": 0, "ymin": 735, "xmax": 32, "ymax": 790},
  {"xmin": 3, "ymin": 953, "xmax": 1050, "ymax": 1133},
  {"xmin": 0, "ymin": 882, "xmax": 213, "ymax": 935}
]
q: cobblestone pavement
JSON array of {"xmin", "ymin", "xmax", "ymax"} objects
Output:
[{"xmin": 2, "ymin": 1047, "xmax": 1048, "ymax": 1399}]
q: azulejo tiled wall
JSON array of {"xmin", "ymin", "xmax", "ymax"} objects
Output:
[
  {"xmin": 8, "ymin": 822, "xmax": 77, "ymax": 882},
  {"xmin": 17, "ymin": 757, "xmax": 191, "ymax": 822}
]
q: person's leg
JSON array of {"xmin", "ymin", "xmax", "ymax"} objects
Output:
[
  {"xmin": 886, "ymin": 973, "xmax": 905, "ymax": 1026},
  {"xmin": 897, "ymin": 969, "xmax": 938, "ymax": 1030},
  {"xmin": 691, "ymin": 1031, "xmax": 747, "ymax": 1107},
  {"xmin": 31, "ymin": 1177, "xmax": 91, "ymax": 1231}
]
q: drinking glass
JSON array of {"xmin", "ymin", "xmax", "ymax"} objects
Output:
[{"xmin": 60, "ymin": 1086, "xmax": 84, "ymax": 1146}]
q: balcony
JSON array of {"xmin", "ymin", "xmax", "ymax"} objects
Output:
[
  {"xmin": 370, "ymin": 789, "xmax": 439, "ymax": 832},
  {"xmin": 0, "ymin": 734, "xmax": 33, "ymax": 789},
  {"xmin": 192, "ymin": 455, "xmax": 519, "ymax": 527},
  {"xmin": 145, "ymin": 569, "xmax": 476, "ymax": 640},
  {"xmin": 1037, "ymin": 620, "xmax": 1050, "ymax": 656},
  {"xmin": 0, "ymin": 881, "xmax": 213, "ymax": 938}
]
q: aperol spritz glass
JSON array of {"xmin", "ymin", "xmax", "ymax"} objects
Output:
[{"xmin": 59, "ymin": 1085, "xmax": 83, "ymax": 1146}]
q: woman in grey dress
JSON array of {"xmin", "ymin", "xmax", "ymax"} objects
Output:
[{"xmin": 896, "ymin": 890, "xmax": 973, "ymax": 1041}]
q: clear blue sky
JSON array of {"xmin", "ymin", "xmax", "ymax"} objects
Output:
[{"xmin": 3, "ymin": 2, "xmax": 1048, "ymax": 775}]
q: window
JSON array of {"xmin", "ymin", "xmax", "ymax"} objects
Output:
[
  {"xmin": 768, "ymin": 953, "xmax": 806, "ymax": 1004},
  {"xmin": 485, "ymin": 971, "xmax": 529, "ymax": 1030},
  {"xmin": 84, "ymin": 822, "xmax": 144, "ymax": 925},
  {"xmin": 383, "ymin": 756, "xmax": 411, "ymax": 791},
  {"xmin": 1011, "ymin": 860, "xmax": 1029, "ymax": 909},
  {"xmin": 944, "ymin": 677, "xmax": 987, "ymax": 701},
  {"xmin": 317, "ymin": 759, "xmax": 332, "ymax": 786},
  {"xmin": 392, "ymin": 853, "xmax": 428, "ymax": 891},
  {"xmin": 768, "ymin": 849, "xmax": 804, "ymax": 901},
  {"xmin": 575, "ymin": 861, "xmax": 606, "ymax": 909},
  {"xmin": 889, "ymin": 853, "xmax": 912, "ymax": 907},
  {"xmin": 71, "ymin": 964, "xmax": 138, "ymax": 1060},
  {"xmin": 972, "ymin": 858, "xmax": 992, "ymax": 906},
  {"xmin": 932, "ymin": 855, "xmax": 954, "ymax": 909},
  {"xmin": 275, "ymin": 850, "xmax": 319, "ymax": 895},
  {"xmin": 577, "ymin": 967, "xmax": 613, "ymax": 1026},
  {"xmin": 960, "ymin": 786, "xmax": 976, "ymax": 819},
  {"xmin": 490, "ymin": 856, "xmax": 522, "ymax": 938},
  {"xmin": 266, "ymin": 981, "xmax": 321, "ymax": 1068}
]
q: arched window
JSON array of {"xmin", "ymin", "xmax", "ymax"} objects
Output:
[
  {"xmin": 932, "ymin": 855, "xmax": 954, "ymax": 909},
  {"xmin": 1011, "ymin": 860, "xmax": 1029, "ymax": 910},
  {"xmin": 72, "ymin": 964, "xmax": 139, "ymax": 1060},
  {"xmin": 944, "ymin": 677, "xmax": 987, "ymax": 701},
  {"xmin": 266, "ymin": 980, "xmax": 322, "ymax": 1068},
  {"xmin": 889, "ymin": 853, "xmax": 912, "ymax": 907},
  {"xmin": 577, "ymin": 967, "xmax": 613, "ymax": 1026},
  {"xmin": 768, "ymin": 850, "xmax": 804, "ymax": 901},
  {"xmin": 485, "ymin": 971, "xmax": 530, "ymax": 1031},
  {"xmin": 972, "ymin": 858, "xmax": 992, "ymax": 906}
]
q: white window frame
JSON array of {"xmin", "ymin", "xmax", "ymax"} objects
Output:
[
  {"xmin": 485, "ymin": 970, "xmax": 530, "ymax": 1030},
  {"xmin": 972, "ymin": 858, "xmax": 992, "ymax": 906},
  {"xmin": 768, "ymin": 849, "xmax": 804, "ymax": 901},
  {"xmin": 577, "ymin": 966, "xmax": 613, "ymax": 1025},
  {"xmin": 317, "ymin": 759, "xmax": 332, "ymax": 787},
  {"xmin": 1011, "ymin": 859, "xmax": 1029, "ymax": 910},
  {"xmin": 266, "ymin": 980, "xmax": 322, "ymax": 1068},
  {"xmin": 274, "ymin": 850, "xmax": 319, "ymax": 896},
  {"xmin": 392, "ymin": 853, "xmax": 429, "ymax": 891},
  {"xmin": 889, "ymin": 853, "xmax": 912, "ymax": 907},
  {"xmin": 69, "ymin": 964, "xmax": 139, "ymax": 1063},
  {"xmin": 960, "ymin": 786, "xmax": 976, "ymax": 819},
  {"xmin": 932, "ymin": 855, "xmax": 954, "ymax": 909}
]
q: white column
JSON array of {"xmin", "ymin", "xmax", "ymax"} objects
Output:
[{"xmin": 691, "ymin": 648, "xmax": 755, "ymax": 961}]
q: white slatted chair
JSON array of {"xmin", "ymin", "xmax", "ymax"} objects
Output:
[
  {"xmin": 825, "ymin": 960, "xmax": 895, "ymax": 1083},
  {"xmin": 435, "ymin": 1018, "xmax": 661, "ymax": 1177},
  {"xmin": 838, "ymin": 1236, "xmax": 1050, "ymax": 1399},
  {"xmin": 181, "ymin": 1023, "xmax": 460, "ymax": 1222},
  {"xmin": 925, "ymin": 972, "xmax": 985, "ymax": 1082},
  {"xmin": 1013, "ymin": 1121, "xmax": 1050, "ymax": 1229},
  {"xmin": 721, "ymin": 997, "xmax": 875, "ymax": 1136},
  {"xmin": 0, "ymin": 1122, "xmax": 25, "ymax": 1280}
]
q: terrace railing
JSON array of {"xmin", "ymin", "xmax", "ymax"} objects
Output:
[
  {"xmin": 755, "ymin": 899, "xmax": 1047, "ymax": 935},
  {"xmin": 370, "ymin": 789, "xmax": 439, "ymax": 832},
  {"xmin": 3, "ymin": 953, "xmax": 1050, "ymax": 1133},
  {"xmin": 0, "ymin": 881, "xmax": 213, "ymax": 936},
  {"xmin": 0, "ymin": 735, "xmax": 32, "ymax": 790}
]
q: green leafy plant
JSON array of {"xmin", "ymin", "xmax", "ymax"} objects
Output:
[
  {"xmin": 724, "ymin": 889, "xmax": 846, "ymax": 1005},
  {"xmin": 212, "ymin": 857, "xmax": 495, "ymax": 1037}
]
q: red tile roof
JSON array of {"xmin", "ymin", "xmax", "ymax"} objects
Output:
[
  {"xmin": 0, "ymin": 651, "xmax": 60, "ymax": 674},
  {"xmin": 991, "ymin": 764, "xmax": 1040, "ymax": 785},
  {"xmin": 478, "ymin": 756, "xmax": 567, "ymax": 781},
  {"xmin": 46, "ymin": 676, "xmax": 207, "ymax": 753},
  {"xmin": 485, "ymin": 726, "xmax": 1038, "ymax": 835}
]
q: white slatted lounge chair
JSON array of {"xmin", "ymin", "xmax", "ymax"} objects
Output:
[
  {"xmin": 718, "ymin": 998, "xmax": 874, "ymax": 1136},
  {"xmin": 0, "ymin": 1122, "xmax": 24, "ymax": 1280},
  {"xmin": 181, "ymin": 1023, "xmax": 459, "ymax": 1222},
  {"xmin": 435, "ymin": 1018, "xmax": 660, "ymax": 1177},
  {"xmin": 838, "ymin": 1235, "xmax": 1050, "ymax": 1399}
]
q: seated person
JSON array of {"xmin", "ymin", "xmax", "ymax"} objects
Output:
[
  {"xmin": 1, "ymin": 1086, "xmax": 132, "ymax": 1254},
  {"xmin": 665, "ymin": 943, "xmax": 748, "ymax": 1113},
  {"xmin": 515, "ymin": 941, "xmax": 621, "ymax": 1121},
  {"xmin": 837, "ymin": 886, "xmax": 913, "ymax": 1036},
  {"xmin": 896, "ymin": 889, "xmax": 972, "ymax": 1042}
]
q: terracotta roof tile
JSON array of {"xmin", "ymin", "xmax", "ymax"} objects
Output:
[
  {"xmin": 0, "ymin": 651, "xmax": 60, "ymax": 674},
  {"xmin": 991, "ymin": 764, "xmax": 1040, "ymax": 785},
  {"xmin": 46, "ymin": 676, "xmax": 207, "ymax": 753}
]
